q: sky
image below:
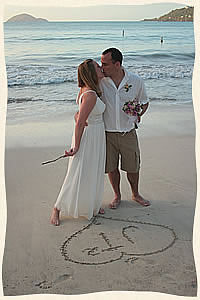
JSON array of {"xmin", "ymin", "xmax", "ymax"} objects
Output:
[{"xmin": 3, "ymin": 1, "xmax": 192, "ymax": 21}]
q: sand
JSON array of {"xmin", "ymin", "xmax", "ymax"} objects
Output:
[{"xmin": 2, "ymin": 103, "xmax": 197, "ymax": 296}]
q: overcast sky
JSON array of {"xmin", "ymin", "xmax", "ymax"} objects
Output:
[{"xmin": 3, "ymin": 1, "xmax": 192, "ymax": 21}]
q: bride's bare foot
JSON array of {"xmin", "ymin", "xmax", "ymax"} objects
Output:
[
  {"xmin": 50, "ymin": 207, "xmax": 60, "ymax": 226},
  {"xmin": 109, "ymin": 196, "xmax": 121, "ymax": 209},
  {"xmin": 132, "ymin": 194, "xmax": 150, "ymax": 207},
  {"xmin": 98, "ymin": 208, "xmax": 105, "ymax": 214}
]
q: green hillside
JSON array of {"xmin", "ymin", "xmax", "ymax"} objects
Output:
[
  {"xmin": 6, "ymin": 13, "xmax": 48, "ymax": 23},
  {"xmin": 144, "ymin": 6, "xmax": 193, "ymax": 22}
]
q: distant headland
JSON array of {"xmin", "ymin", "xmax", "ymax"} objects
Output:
[
  {"xmin": 6, "ymin": 13, "xmax": 48, "ymax": 23},
  {"xmin": 143, "ymin": 6, "xmax": 193, "ymax": 22}
]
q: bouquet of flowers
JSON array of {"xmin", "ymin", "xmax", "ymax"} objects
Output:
[{"xmin": 122, "ymin": 99, "xmax": 142, "ymax": 117}]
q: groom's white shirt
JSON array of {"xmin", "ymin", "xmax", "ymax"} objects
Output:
[{"xmin": 100, "ymin": 68, "xmax": 148, "ymax": 132}]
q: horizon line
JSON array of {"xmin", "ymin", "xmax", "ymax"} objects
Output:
[{"xmin": 4, "ymin": 19, "xmax": 147, "ymax": 22}]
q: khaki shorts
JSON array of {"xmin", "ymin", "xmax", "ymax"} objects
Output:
[{"xmin": 105, "ymin": 129, "xmax": 140, "ymax": 173}]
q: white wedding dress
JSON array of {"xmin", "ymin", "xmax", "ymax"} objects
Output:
[{"xmin": 54, "ymin": 90, "xmax": 106, "ymax": 220}]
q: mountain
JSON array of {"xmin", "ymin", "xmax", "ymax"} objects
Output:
[
  {"xmin": 6, "ymin": 13, "xmax": 48, "ymax": 23},
  {"xmin": 143, "ymin": 6, "xmax": 193, "ymax": 22}
]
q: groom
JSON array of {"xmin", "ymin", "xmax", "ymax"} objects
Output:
[{"xmin": 100, "ymin": 48, "xmax": 150, "ymax": 209}]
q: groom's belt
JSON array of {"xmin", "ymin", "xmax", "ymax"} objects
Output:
[{"xmin": 106, "ymin": 128, "xmax": 135, "ymax": 136}]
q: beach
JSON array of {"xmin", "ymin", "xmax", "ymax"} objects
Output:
[
  {"xmin": 2, "ymin": 17, "xmax": 197, "ymax": 297},
  {"xmin": 3, "ymin": 102, "xmax": 197, "ymax": 296}
]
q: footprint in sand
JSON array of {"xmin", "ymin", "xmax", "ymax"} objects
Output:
[{"xmin": 35, "ymin": 273, "xmax": 72, "ymax": 289}]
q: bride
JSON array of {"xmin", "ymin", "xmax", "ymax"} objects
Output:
[{"xmin": 50, "ymin": 59, "xmax": 106, "ymax": 226}]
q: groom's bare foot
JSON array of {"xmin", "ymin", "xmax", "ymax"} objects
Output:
[
  {"xmin": 109, "ymin": 196, "xmax": 121, "ymax": 209},
  {"xmin": 132, "ymin": 194, "xmax": 150, "ymax": 207},
  {"xmin": 50, "ymin": 207, "xmax": 60, "ymax": 226}
]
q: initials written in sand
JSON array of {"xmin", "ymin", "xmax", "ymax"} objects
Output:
[{"xmin": 61, "ymin": 216, "xmax": 177, "ymax": 265}]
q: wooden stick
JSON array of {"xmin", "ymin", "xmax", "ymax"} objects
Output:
[{"xmin": 41, "ymin": 154, "xmax": 66, "ymax": 165}]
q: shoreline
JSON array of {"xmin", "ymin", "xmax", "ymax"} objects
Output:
[{"xmin": 5, "ymin": 101, "xmax": 195, "ymax": 149}]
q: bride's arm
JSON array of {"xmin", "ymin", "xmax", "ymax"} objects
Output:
[
  {"xmin": 74, "ymin": 111, "xmax": 88, "ymax": 126},
  {"xmin": 65, "ymin": 92, "xmax": 96, "ymax": 156}
]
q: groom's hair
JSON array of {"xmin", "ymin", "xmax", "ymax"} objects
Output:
[{"xmin": 102, "ymin": 48, "xmax": 123, "ymax": 65}]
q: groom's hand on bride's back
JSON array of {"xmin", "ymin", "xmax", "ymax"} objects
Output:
[{"xmin": 74, "ymin": 111, "xmax": 88, "ymax": 126}]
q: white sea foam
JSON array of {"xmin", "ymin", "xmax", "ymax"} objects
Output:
[
  {"xmin": 4, "ymin": 20, "xmax": 194, "ymax": 123},
  {"xmin": 6, "ymin": 63, "xmax": 193, "ymax": 87}
]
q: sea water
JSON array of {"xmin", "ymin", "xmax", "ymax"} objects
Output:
[{"xmin": 4, "ymin": 21, "xmax": 194, "ymax": 125}]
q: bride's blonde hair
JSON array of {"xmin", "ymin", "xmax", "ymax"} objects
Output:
[{"xmin": 78, "ymin": 59, "xmax": 102, "ymax": 97}]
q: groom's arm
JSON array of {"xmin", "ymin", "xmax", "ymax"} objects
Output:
[
  {"xmin": 137, "ymin": 102, "xmax": 149, "ymax": 123},
  {"xmin": 140, "ymin": 102, "xmax": 149, "ymax": 116},
  {"xmin": 137, "ymin": 76, "xmax": 149, "ymax": 122}
]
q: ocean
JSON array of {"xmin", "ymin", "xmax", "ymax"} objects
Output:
[{"xmin": 4, "ymin": 21, "xmax": 195, "ymax": 125}]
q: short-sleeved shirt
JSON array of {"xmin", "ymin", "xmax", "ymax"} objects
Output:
[{"xmin": 100, "ymin": 68, "xmax": 148, "ymax": 132}]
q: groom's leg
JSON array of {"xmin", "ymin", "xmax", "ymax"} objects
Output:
[
  {"xmin": 120, "ymin": 129, "xmax": 150, "ymax": 207},
  {"xmin": 127, "ymin": 171, "xmax": 139, "ymax": 197},
  {"xmin": 108, "ymin": 168, "xmax": 121, "ymax": 202},
  {"xmin": 105, "ymin": 132, "xmax": 121, "ymax": 208},
  {"xmin": 127, "ymin": 172, "xmax": 150, "ymax": 206}
]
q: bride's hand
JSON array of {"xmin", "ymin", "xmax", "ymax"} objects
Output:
[{"xmin": 65, "ymin": 147, "xmax": 78, "ymax": 156}]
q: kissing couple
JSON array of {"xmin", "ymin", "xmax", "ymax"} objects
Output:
[{"xmin": 51, "ymin": 47, "xmax": 150, "ymax": 226}]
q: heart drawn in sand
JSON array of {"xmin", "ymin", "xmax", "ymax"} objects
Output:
[{"xmin": 60, "ymin": 216, "xmax": 177, "ymax": 266}]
